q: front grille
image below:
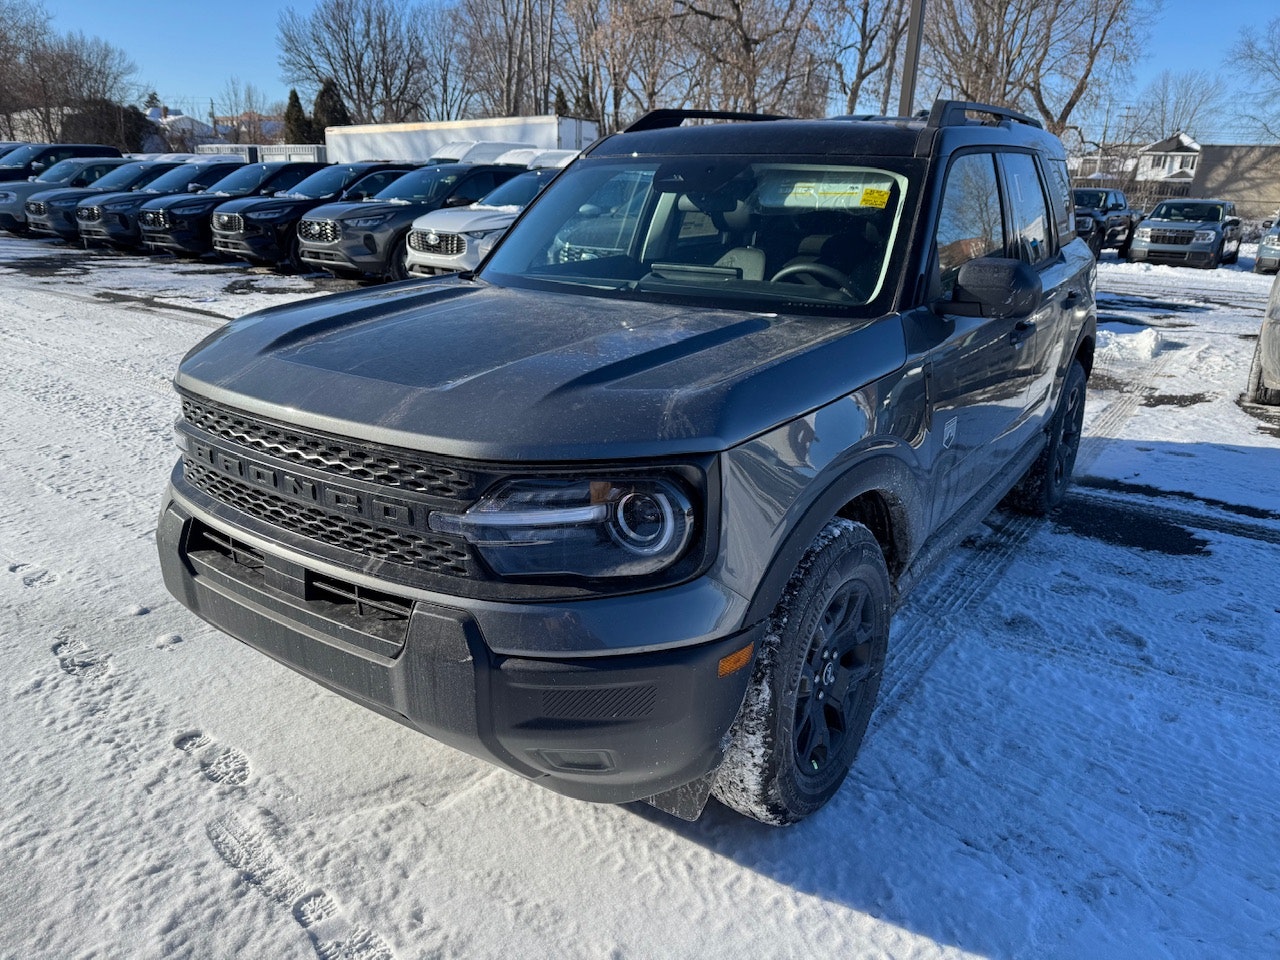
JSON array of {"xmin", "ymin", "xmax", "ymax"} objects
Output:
[
  {"xmin": 184, "ymin": 459, "xmax": 473, "ymax": 576},
  {"xmin": 298, "ymin": 218, "xmax": 338, "ymax": 242},
  {"xmin": 1149, "ymin": 229, "xmax": 1194, "ymax": 246},
  {"xmin": 139, "ymin": 209, "xmax": 169, "ymax": 229},
  {"xmin": 408, "ymin": 230, "xmax": 465, "ymax": 256},
  {"xmin": 213, "ymin": 212, "xmax": 243, "ymax": 233},
  {"xmin": 24, "ymin": 200, "xmax": 46, "ymax": 216},
  {"xmin": 181, "ymin": 396, "xmax": 475, "ymax": 498},
  {"xmin": 77, "ymin": 206, "xmax": 102, "ymax": 222}
]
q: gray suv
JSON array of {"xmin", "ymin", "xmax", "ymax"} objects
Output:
[
  {"xmin": 1127, "ymin": 198, "xmax": 1242, "ymax": 268},
  {"xmin": 157, "ymin": 101, "xmax": 1096, "ymax": 825},
  {"xmin": 296, "ymin": 163, "xmax": 523, "ymax": 280}
]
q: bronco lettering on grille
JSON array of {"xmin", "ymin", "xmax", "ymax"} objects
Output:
[{"xmin": 188, "ymin": 438, "xmax": 428, "ymax": 532}]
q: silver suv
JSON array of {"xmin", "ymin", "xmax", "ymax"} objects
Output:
[{"xmin": 1127, "ymin": 198, "xmax": 1242, "ymax": 268}]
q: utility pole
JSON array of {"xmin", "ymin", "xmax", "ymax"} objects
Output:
[{"xmin": 898, "ymin": 0, "xmax": 927, "ymax": 116}]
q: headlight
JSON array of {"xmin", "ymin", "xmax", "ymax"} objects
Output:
[
  {"xmin": 429, "ymin": 477, "xmax": 695, "ymax": 578},
  {"xmin": 245, "ymin": 208, "xmax": 285, "ymax": 222},
  {"xmin": 1134, "ymin": 227, "xmax": 1151, "ymax": 240},
  {"xmin": 99, "ymin": 199, "xmax": 136, "ymax": 212},
  {"xmin": 168, "ymin": 203, "xmax": 206, "ymax": 216},
  {"xmin": 1193, "ymin": 229, "xmax": 1217, "ymax": 243},
  {"xmin": 464, "ymin": 228, "xmax": 504, "ymax": 241},
  {"xmin": 345, "ymin": 214, "xmax": 390, "ymax": 229},
  {"xmin": 0, "ymin": 191, "xmax": 15, "ymax": 202}
]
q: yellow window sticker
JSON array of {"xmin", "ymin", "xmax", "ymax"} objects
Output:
[{"xmin": 862, "ymin": 188, "xmax": 891, "ymax": 209}]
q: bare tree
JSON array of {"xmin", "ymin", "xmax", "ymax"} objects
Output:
[
  {"xmin": 419, "ymin": 1, "xmax": 477, "ymax": 120},
  {"xmin": 277, "ymin": 0, "xmax": 432, "ymax": 123},
  {"xmin": 1237, "ymin": 17, "xmax": 1280, "ymax": 140},
  {"xmin": 672, "ymin": 0, "xmax": 827, "ymax": 115},
  {"xmin": 1133, "ymin": 69, "xmax": 1226, "ymax": 141},
  {"xmin": 922, "ymin": 0, "xmax": 1155, "ymax": 136},
  {"xmin": 460, "ymin": 0, "xmax": 561, "ymax": 116},
  {"xmin": 820, "ymin": 0, "xmax": 910, "ymax": 115},
  {"xmin": 220, "ymin": 76, "xmax": 273, "ymax": 143}
]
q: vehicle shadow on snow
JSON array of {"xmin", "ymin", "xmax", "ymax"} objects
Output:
[{"xmin": 619, "ymin": 438, "xmax": 1280, "ymax": 958}]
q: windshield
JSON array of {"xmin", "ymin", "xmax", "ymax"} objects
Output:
[
  {"xmin": 1150, "ymin": 201, "xmax": 1223, "ymax": 222},
  {"xmin": 1073, "ymin": 190, "xmax": 1105, "ymax": 208},
  {"xmin": 481, "ymin": 156, "xmax": 911, "ymax": 311},
  {"xmin": 143, "ymin": 165, "xmax": 220, "ymax": 194},
  {"xmin": 373, "ymin": 167, "xmax": 460, "ymax": 203},
  {"xmin": 478, "ymin": 170, "xmax": 556, "ymax": 209},
  {"xmin": 89, "ymin": 162, "xmax": 154, "ymax": 190},
  {"xmin": 276, "ymin": 165, "xmax": 358, "ymax": 199},
  {"xmin": 0, "ymin": 145, "xmax": 45, "ymax": 169},
  {"xmin": 204, "ymin": 164, "xmax": 273, "ymax": 196}
]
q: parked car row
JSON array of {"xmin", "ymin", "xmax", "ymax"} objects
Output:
[
  {"xmin": 0, "ymin": 145, "xmax": 574, "ymax": 282},
  {"xmin": 1072, "ymin": 187, "xmax": 1246, "ymax": 270}
]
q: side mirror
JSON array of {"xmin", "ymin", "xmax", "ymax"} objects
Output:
[
  {"xmin": 937, "ymin": 257, "xmax": 1043, "ymax": 320},
  {"xmin": 30, "ymin": 161, "xmax": 44, "ymax": 173},
  {"xmin": 445, "ymin": 195, "xmax": 477, "ymax": 208},
  {"xmin": 188, "ymin": 184, "xmax": 206, "ymax": 193}
]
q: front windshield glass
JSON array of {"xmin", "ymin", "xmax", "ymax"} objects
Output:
[
  {"xmin": 1073, "ymin": 190, "xmax": 1105, "ymax": 208},
  {"xmin": 205, "ymin": 164, "xmax": 271, "ymax": 196},
  {"xmin": 0, "ymin": 145, "xmax": 43, "ymax": 168},
  {"xmin": 276, "ymin": 165, "xmax": 356, "ymax": 199},
  {"xmin": 372, "ymin": 167, "xmax": 459, "ymax": 203},
  {"xmin": 478, "ymin": 170, "xmax": 555, "ymax": 209},
  {"xmin": 142, "ymin": 165, "xmax": 213, "ymax": 194},
  {"xmin": 88, "ymin": 162, "xmax": 151, "ymax": 190},
  {"xmin": 481, "ymin": 156, "xmax": 911, "ymax": 311},
  {"xmin": 33, "ymin": 159, "xmax": 89, "ymax": 182},
  {"xmin": 1151, "ymin": 201, "xmax": 1223, "ymax": 222}
]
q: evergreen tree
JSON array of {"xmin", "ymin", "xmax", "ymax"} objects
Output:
[
  {"xmin": 553, "ymin": 85, "xmax": 569, "ymax": 117},
  {"xmin": 283, "ymin": 88, "xmax": 315, "ymax": 143},
  {"xmin": 143, "ymin": 90, "xmax": 161, "ymax": 111},
  {"xmin": 312, "ymin": 78, "xmax": 352, "ymax": 132}
]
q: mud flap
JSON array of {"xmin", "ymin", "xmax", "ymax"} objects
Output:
[{"xmin": 644, "ymin": 771, "xmax": 717, "ymax": 821}]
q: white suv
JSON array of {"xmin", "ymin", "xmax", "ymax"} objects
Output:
[{"xmin": 404, "ymin": 166, "xmax": 563, "ymax": 277}]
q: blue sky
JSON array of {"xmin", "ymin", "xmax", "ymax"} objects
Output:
[{"xmin": 42, "ymin": 0, "xmax": 1275, "ymax": 137}]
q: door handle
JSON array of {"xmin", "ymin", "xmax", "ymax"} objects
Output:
[
  {"xmin": 1011, "ymin": 320, "xmax": 1036, "ymax": 346},
  {"xmin": 1062, "ymin": 290, "xmax": 1080, "ymax": 308}
]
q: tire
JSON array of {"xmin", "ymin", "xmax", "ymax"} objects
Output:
[
  {"xmin": 281, "ymin": 233, "xmax": 304, "ymax": 274},
  {"xmin": 1224, "ymin": 243, "xmax": 1239, "ymax": 265},
  {"xmin": 1004, "ymin": 358, "xmax": 1087, "ymax": 515},
  {"xmin": 712, "ymin": 519, "xmax": 890, "ymax": 825},
  {"xmin": 385, "ymin": 234, "xmax": 410, "ymax": 282},
  {"xmin": 1088, "ymin": 231, "xmax": 1103, "ymax": 260},
  {"xmin": 1116, "ymin": 229, "xmax": 1132, "ymax": 260},
  {"xmin": 1207, "ymin": 241, "xmax": 1223, "ymax": 269},
  {"xmin": 1247, "ymin": 337, "xmax": 1280, "ymax": 405}
]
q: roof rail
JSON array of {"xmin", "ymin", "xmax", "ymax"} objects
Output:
[
  {"xmin": 925, "ymin": 100, "xmax": 1042, "ymax": 130},
  {"xmin": 622, "ymin": 109, "xmax": 791, "ymax": 133}
]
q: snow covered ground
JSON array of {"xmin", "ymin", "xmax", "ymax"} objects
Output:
[{"xmin": 1, "ymin": 239, "xmax": 1277, "ymax": 960}]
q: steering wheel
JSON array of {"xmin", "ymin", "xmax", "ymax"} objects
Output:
[{"xmin": 769, "ymin": 262, "xmax": 858, "ymax": 299}]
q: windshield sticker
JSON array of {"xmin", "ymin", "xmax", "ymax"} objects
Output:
[{"xmin": 757, "ymin": 171, "xmax": 898, "ymax": 211}]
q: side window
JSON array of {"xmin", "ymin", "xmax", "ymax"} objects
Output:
[
  {"xmin": 935, "ymin": 152, "xmax": 1004, "ymax": 291},
  {"xmin": 348, "ymin": 170, "xmax": 403, "ymax": 196},
  {"xmin": 454, "ymin": 172, "xmax": 497, "ymax": 202},
  {"xmin": 264, "ymin": 167, "xmax": 314, "ymax": 194},
  {"xmin": 1043, "ymin": 158, "xmax": 1074, "ymax": 246},
  {"xmin": 193, "ymin": 166, "xmax": 236, "ymax": 188},
  {"xmin": 1002, "ymin": 152, "xmax": 1053, "ymax": 266}
]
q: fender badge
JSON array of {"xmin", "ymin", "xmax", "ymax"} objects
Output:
[{"xmin": 943, "ymin": 416, "xmax": 957, "ymax": 450}]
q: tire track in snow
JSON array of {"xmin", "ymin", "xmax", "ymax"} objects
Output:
[{"xmin": 876, "ymin": 349, "xmax": 1172, "ymax": 726}]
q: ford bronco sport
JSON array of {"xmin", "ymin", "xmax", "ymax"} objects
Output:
[{"xmin": 158, "ymin": 101, "xmax": 1096, "ymax": 825}]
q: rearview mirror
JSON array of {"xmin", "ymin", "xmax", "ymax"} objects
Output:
[{"xmin": 937, "ymin": 257, "xmax": 1042, "ymax": 320}]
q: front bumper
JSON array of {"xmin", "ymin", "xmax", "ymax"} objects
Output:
[
  {"xmin": 26, "ymin": 208, "xmax": 79, "ymax": 241},
  {"xmin": 0, "ymin": 209, "xmax": 26, "ymax": 233},
  {"xmin": 157, "ymin": 485, "xmax": 758, "ymax": 804},
  {"xmin": 79, "ymin": 213, "xmax": 140, "ymax": 246},
  {"xmin": 1127, "ymin": 239, "xmax": 1219, "ymax": 267},
  {"xmin": 211, "ymin": 228, "xmax": 285, "ymax": 264},
  {"xmin": 298, "ymin": 230, "xmax": 395, "ymax": 276}
]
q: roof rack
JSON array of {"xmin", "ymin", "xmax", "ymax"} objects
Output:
[
  {"xmin": 925, "ymin": 100, "xmax": 1042, "ymax": 130},
  {"xmin": 622, "ymin": 109, "xmax": 792, "ymax": 133}
]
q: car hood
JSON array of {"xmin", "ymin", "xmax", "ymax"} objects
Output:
[
  {"xmin": 27, "ymin": 186, "xmax": 108, "ymax": 206},
  {"xmin": 1141, "ymin": 217, "xmax": 1220, "ymax": 230},
  {"xmin": 308, "ymin": 200, "xmax": 434, "ymax": 221},
  {"xmin": 176, "ymin": 278, "xmax": 906, "ymax": 460},
  {"xmin": 409, "ymin": 206, "xmax": 518, "ymax": 233},
  {"xmin": 0, "ymin": 179, "xmax": 72, "ymax": 203},
  {"xmin": 214, "ymin": 195, "xmax": 319, "ymax": 216},
  {"xmin": 142, "ymin": 192, "xmax": 227, "ymax": 211}
]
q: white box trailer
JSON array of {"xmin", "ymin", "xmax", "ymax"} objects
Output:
[{"xmin": 324, "ymin": 115, "xmax": 599, "ymax": 164}]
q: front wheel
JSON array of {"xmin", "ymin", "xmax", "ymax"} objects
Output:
[
  {"xmin": 385, "ymin": 234, "xmax": 410, "ymax": 282},
  {"xmin": 713, "ymin": 519, "xmax": 890, "ymax": 825},
  {"xmin": 1004, "ymin": 358, "xmax": 1087, "ymax": 515}
]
